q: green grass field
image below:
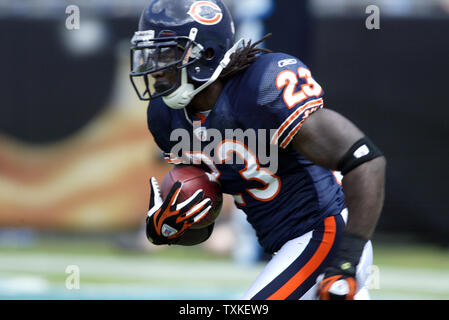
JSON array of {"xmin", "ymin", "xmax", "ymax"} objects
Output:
[{"xmin": 0, "ymin": 236, "xmax": 448, "ymax": 300}]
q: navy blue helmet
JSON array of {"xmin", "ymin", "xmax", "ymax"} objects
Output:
[{"xmin": 130, "ymin": 0, "xmax": 236, "ymax": 108}]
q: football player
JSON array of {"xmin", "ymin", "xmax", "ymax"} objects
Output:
[{"xmin": 130, "ymin": 0, "xmax": 386, "ymax": 300}]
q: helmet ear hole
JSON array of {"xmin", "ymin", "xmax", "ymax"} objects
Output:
[{"xmin": 204, "ymin": 48, "xmax": 215, "ymax": 61}]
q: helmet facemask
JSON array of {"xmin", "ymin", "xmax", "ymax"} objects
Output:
[
  {"xmin": 130, "ymin": 0, "xmax": 237, "ymax": 109},
  {"xmin": 130, "ymin": 27, "xmax": 242, "ymax": 109},
  {"xmin": 129, "ymin": 29, "xmax": 203, "ymax": 104}
]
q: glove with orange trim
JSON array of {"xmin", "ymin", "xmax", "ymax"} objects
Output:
[
  {"xmin": 318, "ymin": 232, "xmax": 366, "ymax": 300},
  {"xmin": 146, "ymin": 177, "xmax": 212, "ymax": 245}
]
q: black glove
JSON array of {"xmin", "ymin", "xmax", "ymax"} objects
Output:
[
  {"xmin": 146, "ymin": 177, "xmax": 212, "ymax": 245},
  {"xmin": 318, "ymin": 232, "xmax": 366, "ymax": 300}
]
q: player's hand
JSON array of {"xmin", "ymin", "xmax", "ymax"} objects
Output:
[
  {"xmin": 318, "ymin": 262, "xmax": 357, "ymax": 300},
  {"xmin": 146, "ymin": 177, "xmax": 212, "ymax": 245},
  {"xmin": 318, "ymin": 232, "xmax": 366, "ymax": 300}
]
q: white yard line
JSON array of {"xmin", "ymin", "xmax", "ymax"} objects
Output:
[
  {"xmin": 0, "ymin": 253, "xmax": 448, "ymax": 299},
  {"xmin": 0, "ymin": 253, "xmax": 264, "ymax": 283},
  {"xmin": 377, "ymin": 266, "xmax": 449, "ymax": 294}
]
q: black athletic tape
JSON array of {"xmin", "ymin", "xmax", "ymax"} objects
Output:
[{"xmin": 337, "ymin": 136, "xmax": 383, "ymax": 175}]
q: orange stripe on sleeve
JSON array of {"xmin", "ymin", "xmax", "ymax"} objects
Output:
[
  {"xmin": 279, "ymin": 104, "xmax": 322, "ymax": 149},
  {"xmin": 270, "ymin": 98, "xmax": 323, "ymax": 145},
  {"xmin": 267, "ymin": 216, "xmax": 337, "ymax": 300}
]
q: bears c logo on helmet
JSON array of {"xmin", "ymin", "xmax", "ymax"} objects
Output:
[{"xmin": 187, "ymin": 1, "xmax": 223, "ymax": 25}]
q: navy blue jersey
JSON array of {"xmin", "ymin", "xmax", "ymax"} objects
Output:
[{"xmin": 147, "ymin": 53, "xmax": 346, "ymax": 254}]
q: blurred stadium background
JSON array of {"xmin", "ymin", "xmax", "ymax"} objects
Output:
[{"xmin": 0, "ymin": 0, "xmax": 448, "ymax": 300}]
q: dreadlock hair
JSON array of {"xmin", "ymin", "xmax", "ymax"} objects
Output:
[{"xmin": 219, "ymin": 33, "xmax": 273, "ymax": 81}]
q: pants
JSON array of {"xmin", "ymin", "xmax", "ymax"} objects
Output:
[{"xmin": 241, "ymin": 209, "xmax": 373, "ymax": 300}]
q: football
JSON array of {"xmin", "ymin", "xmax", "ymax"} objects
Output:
[{"xmin": 160, "ymin": 165, "xmax": 223, "ymax": 229}]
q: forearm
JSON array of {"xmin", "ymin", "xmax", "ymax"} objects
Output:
[
  {"xmin": 341, "ymin": 156, "xmax": 386, "ymax": 240},
  {"xmin": 146, "ymin": 221, "xmax": 215, "ymax": 246},
  {"xmin": 170, "ymin": 224, "xmax": 215, "ymax": 246}
]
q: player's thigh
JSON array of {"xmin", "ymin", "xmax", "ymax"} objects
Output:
[{"xmin": 242, "ymin": 214, "xmax": 345, "ymax": 300}]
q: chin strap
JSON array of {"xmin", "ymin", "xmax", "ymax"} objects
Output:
[
  {"xmin": 162, "ymin": 68, "xmax": 195, "ymax": 109},
  {"xmin": 163, "ymin": 38, "xmax": 245, "ymax": 110}
]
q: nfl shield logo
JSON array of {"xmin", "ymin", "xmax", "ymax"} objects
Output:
[{"xmin": 161, "ymin": 224, "xmax": 178, "ymax": 237}]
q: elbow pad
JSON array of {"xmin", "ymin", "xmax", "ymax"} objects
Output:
[{"xmin": 337, "ymin": 137, "xmax": 383, "ymax": 175}]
